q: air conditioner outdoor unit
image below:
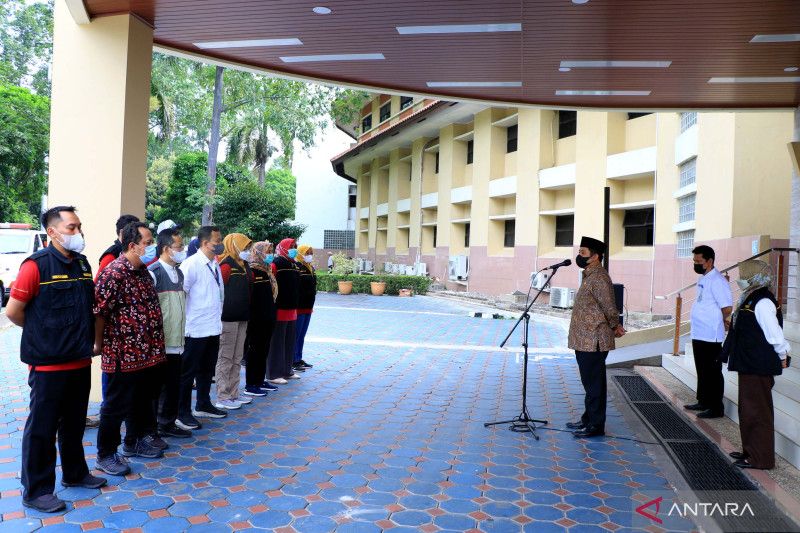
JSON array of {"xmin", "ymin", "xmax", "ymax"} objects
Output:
[
  {"xmin": 356, "ymin": 258, "xmax": 365, "ymax": 273},
  {"xmin": 384, "ymin": 262, "xmax": 393, "ymax": 273},
  {"xmin": 532, "ymin": 271, "xmax": 550, "ymax": 290},
  {"xmin": 550, "ymin": 287, "xmax": 573, "ymax": 308},
  {"xmin": 448, "ymin": 255, "xmax": 469, "ymax": 280},
  {"xmin": 392, "ymin": 263, "xmax": 403, "ymax": 274},
  {"xmin": 364, "ymin": 260, "xmax": 373, "ymax": 273},
  {"xmin": 415, "ymin": 262, "xmax": 428, "ymax": 276}
]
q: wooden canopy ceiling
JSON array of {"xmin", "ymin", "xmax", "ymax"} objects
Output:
[{"xmin": 84, "ymin": 0, "xmax": 800, "ymax": 109}]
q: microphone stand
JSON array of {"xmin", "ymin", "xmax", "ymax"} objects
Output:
[{"xmin": 484, "ymin": 264, "xmax": 565, "ymax": 439}]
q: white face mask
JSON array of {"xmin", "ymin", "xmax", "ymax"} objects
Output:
[
  {"xmin": 736, "ymin": 278, "xmax": 750, "ymax": 290},
  {"xmin": 304, "ymin": 254, "xmax": 313, "ymax": 263},
  {"xmin": 57, "ymin": 232, "xmax": 85, "ymax": 254},
  {"xmin": 239, "ymin": 250, "xmax": 252, "ymax": 262},
  {"xmin": 171, "ymin": 249, "xmax": 187, "ymax": 263}
]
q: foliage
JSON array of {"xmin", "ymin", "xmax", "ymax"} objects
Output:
[
  {"xmin": 0, "ymin": 0, "xmax": 53, "ymax": 96},
  {"xmin": 0, "ymin": 84, "xmax": 50, "ymax": 223},
  {"xmin": 330, "ymin": 252, "xmax": 356, "ymax": 276},
  {"xmin": 330, "ymin": 89, "xmax": 372, "ymax": 126},
  {"xmin": 317, "ymin": 273, "xmax": 431, "ymax": 296},
  {"xmin": 145, "ymin": 155, "xmax": 174, "ymax": 222}
]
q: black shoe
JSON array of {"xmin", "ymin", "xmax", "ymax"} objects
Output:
[
  {"xmin": 61, "ymin": 473, "xmax": 107, "ymax": 489},
  {"xmin": 96, "ymin": 453, "xmax": 131, "ymax": 476},
  {"xmin": 573, "ymin": 426, "xmax": 605, "ymax": 438},
  {"xmin": 22, "ymin": 494, "xmax": 66, "ymax": 513},
  {"xmin": 292, "ymin": 364, "xmax": 306, "ymax": 372},
  {"xmin": 143, "ymin": 434, "xmax": 169, "ymax": 451},
  {"xmin": 175, "ymin": 415, "xmax": 201, "ymax": 430},
  {"xmin": 261, "ymin": 382, "xmax": 278, "ymax": 391},
  {"xmin": 121, "ymin": 440, "xmax": 163, "ymax": 459},
  {"xmin": 697, "ymin": 409, "xmax": 724, "ymax": 419},
  {"xmin": 159, "ymin": 423, "xmax": 192, "ymax": 438},
  {"xmin": 194, "ymin": 405, "xmax": 227, "ymax": 419},
  {"xmin": 298, "ymin": 360, "xmax": 313, "ymax": 368},
  {"xmin": 684, "ymin": 403, "xmax": 705, "ymax": 411},
  {"xmin": 734, "ymin": 458, "xmax": 767, "ymax": 469},
  {"xmin": 565, "ymin": 421, "xmax": 585, "ymax": 430},
  {"xmin": 729, "ymin": 451, "xmax": 749, "ymax": 460},
  {"xmin": 85, "ymin": 416, "xmax": 100, "ymax": 429}
]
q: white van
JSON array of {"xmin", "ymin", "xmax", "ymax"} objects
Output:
[{"xmin": 0, "ymin": 224, "xmax": 49, "ymax": 305}]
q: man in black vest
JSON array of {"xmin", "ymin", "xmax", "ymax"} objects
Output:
[{"xmin": 6, "ymin": 206, "xmax": 107, "ymax": 512}]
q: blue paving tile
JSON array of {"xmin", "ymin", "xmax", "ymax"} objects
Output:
[
  {"xmin": 130, "ymin": 495, "xmax": 175, "ymax": 511},
  {"xmin": 434, "ymin": 513, "xmax": 478, "ymax": 531},
  {"xmin": 250, "ymin": 509, "xmax": 293, "ymax": 528},
  {"xmin": 102, "ymin": 510, "xmax": 150, "ymax": 529},
  {"xmin": 142, "ymin": 516, "xmax": 190, "ymax": 533},
  {"xmin": 391, "ymin": 510, "xmax": 432, "ymax": 526},
  {"xmin": 263, "ymin": 494, "xmax": 307, "ymax": 511},
  {"xmin": 63, "ymin": 504, "xmax": 112, "ymax": 523},
  {"xmin": 168, "ymin": 500, "xmax": 211, "ymax": 517},
  {"xmin": 0, "ymin": 518, "xmax": 41, "ymax": 533},
  {"xmin": 480, "ymin": 517, "xmax": 523, "ymax": 533},
  {"xmin": 292, "ymin": 514, "xmax": 337, "ymax": 533},
  {"xmin": 524, "ymin": 504, "xmax": 565, "ymax": 521}
]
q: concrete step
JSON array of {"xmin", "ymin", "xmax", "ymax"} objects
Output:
[{"xmin": 663, "ymin": 352, "xmax": 800, "ymax": 469}]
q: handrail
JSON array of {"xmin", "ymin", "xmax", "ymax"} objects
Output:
[{"xmin": 655, "ymin": 247, "xmax": 800, "ymax": 300}]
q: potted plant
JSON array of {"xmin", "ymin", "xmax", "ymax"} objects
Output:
[
  {"xmin": 331, "ymin": 252, "xmax": 356, "ymax": 294},
  {"xmin": 370, "ymin": 276, "xmax": 386, "ymax": 296},
  {"xmin": 398, "ymin": 288, "xmax": 413, "ymax": 297}
]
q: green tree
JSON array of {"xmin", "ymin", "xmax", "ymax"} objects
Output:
[
  {"xmin": 0, "ymin": 0, "xmax": 54, "ymax": 96},
  {"xmin": 330, "ymin": 89, "xmax": 372, "ymax": 126},
  {"xmin": 214, "ymin": 180, "xmax": 305, "ymax": 244},
  {"xmin": 145, "ymin": 155, "xmax": 175, "ymax": 222},
  {"xmin": 0, "ymin": 84, "xmax": 50, "ymax": 223}
]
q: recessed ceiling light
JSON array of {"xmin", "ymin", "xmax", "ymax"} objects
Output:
[
  {"xmin": 709, "ymin": 76, "xmax": 800, "ymax": 83},
  {"xmin": 194, "ymin": 38, "xmax": 303, "ymax": 49},
  {"xmin": 750, "ymin": 34, "xmax": 800, "ymax": 43},
  {"xmin": 559, "ymin": 67, "xmax": 571, "ymax": 72},
  {"xmin": 396, "ymin": 23, "xmax": 521, "ymax": 35},
  {"xmin": 560, "ymin": 60, "xmax": 671, "ymax": 68},
  {"xmin": 785, "ymin": 66, "xmax": 799, "ymax": 72},
  {"xmin": 555, "ymin": 90, "xmax": 651, "ymax": 96},
  {"xmin": 312, "ymin": 6, "xmax": 331, "ymax": 14},
  {"xmin": 280, "ymin": 53, "xmax": 385, "ymax": 63},
  {"xmin": 572, "ymin": 0, "xmax": 589, "ymax": 4},
  {"xmin": 427, "ymin": 81, "xmax": 522, "ymax": 88}
]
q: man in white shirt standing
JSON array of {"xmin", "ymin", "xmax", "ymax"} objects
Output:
[
  {"xmin": 177, "ymin": 226, "xmax": 228, "ymax": 430},
  {"xmin": 687, "ymin": 245, "xmax": 733, "ymax": 419}
]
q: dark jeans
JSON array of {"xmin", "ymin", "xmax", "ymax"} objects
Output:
[
  {"xmin": 157, "ymin": 353, "xmax": 183, "ymax": 427},
  {"xmin": 179, "ymin": 336, "xmax": 219, "ymax": 416},
  {"xmin": 692, "ymin": 340, "xmax": 725, "ymax": 414},
  {"xmin": 245, "ymin": 319, "xmax": 275, "ymax": 387},
  {"xmin": 575, "ymin": 350, "xmax": 609, "ymax": 430},
  {"xmin": 294, "ymin": 313, "xmax": 312, "ymax": 363},
  {"xmin": 21, "ymin": 366, "xmax": 91, "ymax": 500},
  {"xmin": 268, "ymin": 320, "xmax": 296, "ymax": 379},
  {"xmin": 97, "ymin": 364, "xmax": 165, "ymax": 458}
]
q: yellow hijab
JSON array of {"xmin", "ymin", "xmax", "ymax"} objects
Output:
[
  {"xmin": 218, "ymin": 233, "xmax": 252, "ymax": 267},
  {"xmin": 296, "ymin": 244, "xmax": 314, "ymax": 273}
]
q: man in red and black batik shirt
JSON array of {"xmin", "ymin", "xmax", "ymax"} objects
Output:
[{"xmin": 94, "ymin": 222, "xmax": 167, "ymax": 476}]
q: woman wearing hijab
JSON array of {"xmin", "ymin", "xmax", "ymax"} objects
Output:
[
  {"xmin": 243, "ymin": 241, "xmax": 279, "ymax": 396},
  {"xmin": 293, "ymin": 244, "xmax": 317, "ymax": 372},
  {"xmin": 723, "ymin": 259, "xmax": 790, "ymax": 469},
  {"xmin": 214, "ymin": 233, "xmax": 253, "ymax": 410},
  {"xmin": 267, "ymin": 238, "xmax": 301, "ymax": 384}
]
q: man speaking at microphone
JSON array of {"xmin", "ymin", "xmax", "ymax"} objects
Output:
[{"xmin": 566, "ymin": 237, "xmax": 626, "ymax": 438}]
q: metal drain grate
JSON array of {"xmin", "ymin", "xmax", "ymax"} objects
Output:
[
  {"xmin": 668, "ymin": 441, "xmax": 753, "ymax": 491},
  {"xmin": 614, "ymin": 375, "xmax": 663, "ymax": 402},
  {"xmin": 635, "ymin": 403, "xmax": 702, "ymax": 441}
]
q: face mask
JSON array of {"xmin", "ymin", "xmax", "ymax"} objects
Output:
[
  {"xmin": 575, "ymin": 255, "xmax": 589, "ymax": 269},
  {"xmin": 265, "ymin": 254, "xmax": 274, "ymax": 264},
  {"xmin": 140, "ymin": 244, "xmax": 157, "ymax": 264},
  {"xmin": 212, "ymin": 243, "xmax": 224, "ymax": 255},
  {"xmin": 288, "ymin": 249, "xmax": 298, "ymax": 259},
  {"xmin": 693, "ymin": 263, "xmax": 706, "ymax": 275},
  {"xmin": 736, "ymin": 278, "xmax": 750, "ymax": 290},
  {"xmin": 58, "ymin": 232, "xmax": 86, "ymax": 254},
  {"xmin": 239, "ymin": 250, "xmax": 252, "ymax": 262},
  {"xmin": 304, "ymin": 254, "xmax": 313, "ymax": 263},
  {"xmin": 171, "ymin": 249, "xmax": 187, "ymax": 263}
]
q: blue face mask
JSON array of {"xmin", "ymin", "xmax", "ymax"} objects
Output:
[
  {"xmin": 265, "ymin": 254, "xmax": 274, "ymax": 264},
  {"xmin": 140, "ymin": 244, "xmax": 157, "ymax": 264},
  {"xmin": 288, "ymin": 249, "xmax": 298, "ymax": 259}
]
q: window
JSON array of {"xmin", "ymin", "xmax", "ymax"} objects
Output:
[
  {"xmin": 466, "ymin": 140, "xmax": 474, "ymax": 164},
  {"xmin": 676, "ymin": 230, "xmax": 695, "ymax": 257},
  {"xmin": 348, "ymin": 194, "xmax": 357, "ymax": 208},
  {"xmin": 379, "ymin": 103, "xmax": 391, "ymax": 123},
  {"xmin": 503, "ymin": 220, "xmax": 516, "ymax": 248},
  {"xmin": 433, "ymin": 226, "xmax": 437, "ymax": 248},
  {"xmin": 361, "ymin": 114, "xmax": 372, "ymax": 133},
  {"xmin": 464, "ymin": 223, "xmax": 470, "ymax": 248},
  {"xmin": 506, "ymin": 124, "xmax": 518, "ymax": 153},
  {"xmin": 558, "ymin": 111, "xmax": 577, "ymax": 138},
  {"xmin": 435, "ymin": 152, "xmax": 440, "ymax": 174},
  {"xmin": 680, "ymin": 112, "xmax": 697, "ymax": 132},
  {"xmin": 678, "ymin": 193, "xmax": 696, "ymax": 223},
  {"xmin": 623, "ymin": 208, "xmax": 654, "ymax": 246},
  {"xmin": 679, "ymin": 157, "xmax": 696, "ymax": 188},
  {"xmin": 627, "ymin": 112, "xmax": 652, "ymax": 120},
  {"xmin": 555, "ymin": 215, "xmax": 574, "ymax": 246},
  {"xmin": 400, "ymin": 96, "xmax": 413, "ymax": 110},
  {"xmin": 323, "ymin": 230, "xmax": 356, "ymax": 250}
]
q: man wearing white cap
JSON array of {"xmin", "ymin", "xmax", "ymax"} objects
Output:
[{"xmin": 157, "ymin": 220, "xmax": 182, "ymax": 235}]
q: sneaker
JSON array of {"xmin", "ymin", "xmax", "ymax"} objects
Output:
[
  {"xmin": 243, "ymin": 386, "xmax": 268, "ymax": 397},
  {"xmin": 61, "ymin": 473, "xmax": 107, "ymax": 489},
  {"xmin": 143, "ymin": 434, "xmax": 169, "ymax": 451},
  {"xmin": 267, "ymin": 378, "xmax": 288, "ymax": 385},
  {"xmin": 213, "ymin": 399, "xmax": 241, "ymax": 410},
  {"xmin": 286, "ymin": 373, "xmax": 301, "ymax": 380},
  {"xmin": 299, "ymin": 360, "xmax": 313, "ymax": 368},
  {"xmin": 96, "ymin": 453, "xmax": 131, "ymax": 476},
  {"xmin": 158, "ymin": 423, "xmax": 192, "ymax": 438},
  {"xmin": 292, "ymin": 364, "xmax": 306, "ymax": 372},
  {"xmin": 261, "ymin": 382, "xmax": 279, "ymax": 391},
  {"xmin": 175, "ymin": 415, "xmax": 202, "ymax": 430},
  {"xmin": 194, "ymin": 405, "xmax": 227, "ymax": 418},
  {"xmin": 22, "ymin": 494, "xmax": 66, "ymax": 513},
  {"xmin": 121, "ymin": 439, "xmax": 163, "ymax": 459},
  {"xmin": 234, "ymin": 395, "xmax": 252, "ymax": 404}
]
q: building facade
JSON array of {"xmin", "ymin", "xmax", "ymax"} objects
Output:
[{"xmin": 333, "ymin": 96, "xmax": 795, "ymax": 313}]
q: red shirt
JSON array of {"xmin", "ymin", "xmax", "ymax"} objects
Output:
[
  {"xmin": 12, "ymin": 260, "xmax": 93, "ymax": 372},
  {"xmin": 96, "ymin": 253, "xmax": 115, "ymax": 281}
]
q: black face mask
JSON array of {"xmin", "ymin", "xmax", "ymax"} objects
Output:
[
  {"xmin": 693, "ymin": 263, "xmax": 706, "ymax": 275},
  {"xmin": 575, "ymin": 255, "xmax": 590, "ymax": 269}
]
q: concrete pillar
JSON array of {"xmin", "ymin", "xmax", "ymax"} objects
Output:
[
  {"xmin": 785, "ymin": 107, "xmax": 800, "ymax": 353},
  {"xmin": 48, "ymin": 2, "xmax": 154, "ymax": 400}
]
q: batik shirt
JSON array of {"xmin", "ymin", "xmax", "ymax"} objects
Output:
[{"xmin": 568, "ymin": 263, "xmax": 620, "ymax": 352}]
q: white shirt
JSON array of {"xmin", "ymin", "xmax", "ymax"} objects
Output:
[
  {"xmin": 690, "ymin": 268, "xmax": 733, "ymax": 342},
  {"xmin": 150, "ymin": 259, "xmax": 183, "ymax": 354},
  {"xmin": 180, "ymin": 251, "xmax": 224, "ymax": 338},
  {"xmin": 754, "ymin": 298, "xmax": 790, "ymax": 359}
]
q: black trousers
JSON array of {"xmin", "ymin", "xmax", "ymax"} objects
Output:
[
  {"xmin": 97, "ymin": 363, "xmax": 164, "ymax": 458},
  {"xmin": 157, "ymin": 353, "xmax": 183, "ymax": 427},
  {"xmin": 179, "ymin": 336, "xmax": 219, "ymax": 416},
  {"xmin": 692, "ymin": 340, "xmax": 725, "ymax": 414},
  {"xmin": 246, "ymin": 319, "xmax": 276, "ymax": 387},
  {"xmin": 575, "ymin": 350, "xmax": 609, "ymax": 430},
  {"xmin": 268, "ymin": 320, "xmax": 296, "ymax": 379},
  {"xmin": 21, "ymin": 366, "xmax": 91, "ymax": 500}
]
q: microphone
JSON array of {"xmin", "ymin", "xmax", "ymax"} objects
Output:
[{"xmin": 546, "ymin": 259, "xmax": 572, "ymax": 270}]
